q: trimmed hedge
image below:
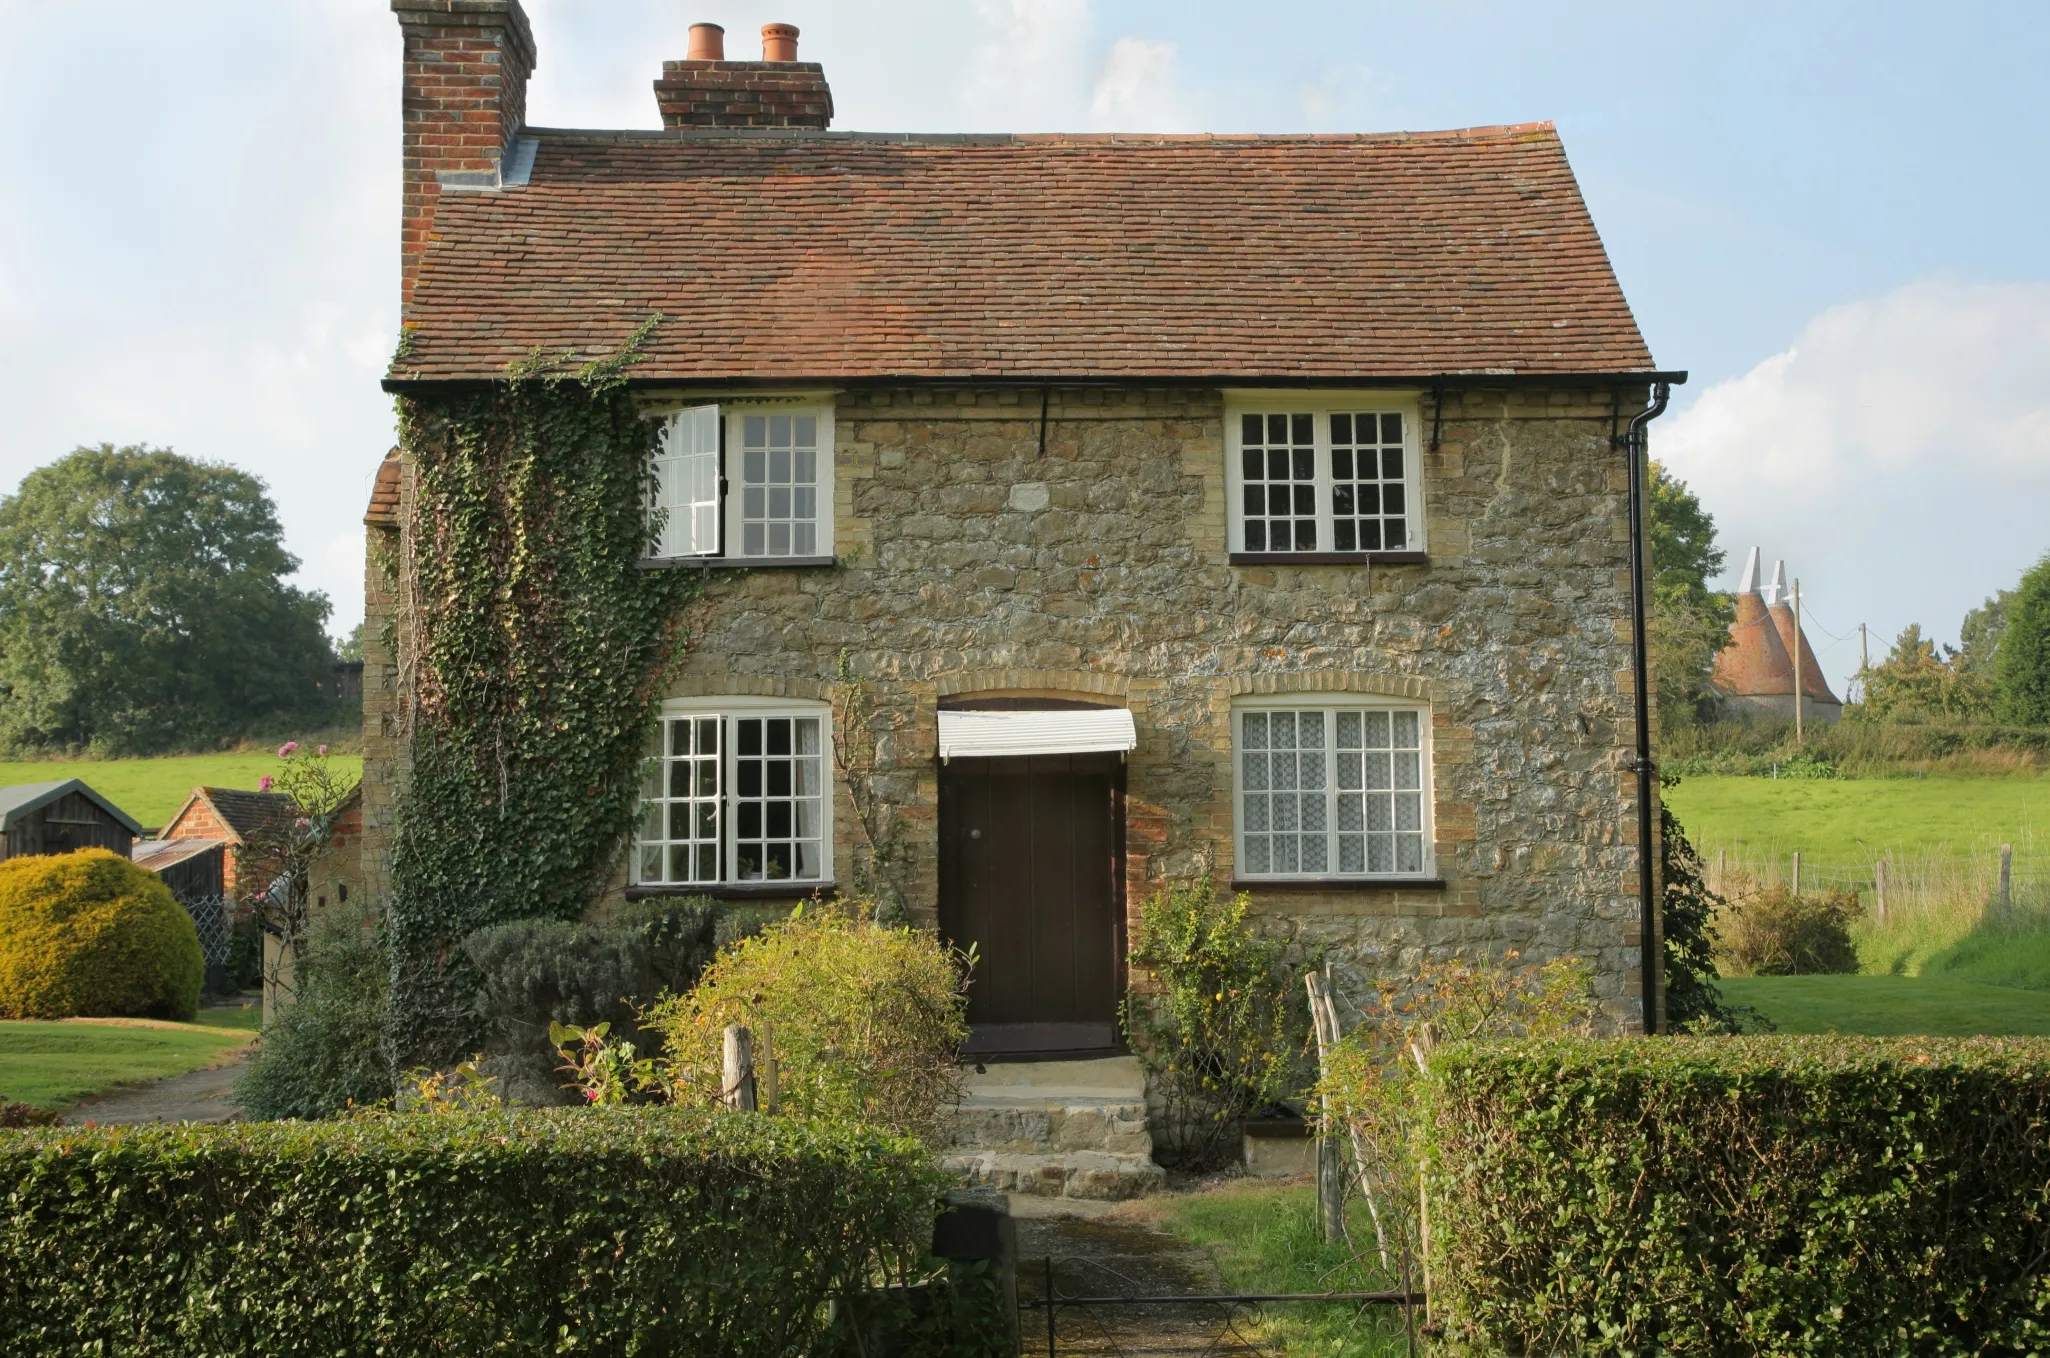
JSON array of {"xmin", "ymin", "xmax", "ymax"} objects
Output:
[
  {"xmin": 1420, "ymin": 1037, "xmax": 2050, "ymax": 1354},
  {"xmin": 0, "ymin": 1107, "xmax": 940, "ymax": 1355},
  {"xmin": 0, "ymin": 848, "xmax": 202, "ymax": 1021}
]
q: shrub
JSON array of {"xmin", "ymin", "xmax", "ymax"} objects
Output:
[
  {"xmin": 1419, "ymin": 1036, "xmax": 2050, "ymax": 1353},
  {"xmin": 235, "ymin": 899, "xmax": 391, "ymax": 1120},
  {"xmin": 0, "ymin": 1107, "xmax": 940, "ymax": 1354},
  {"xmin": 1717, "ymin": 883, "xmax": 1860, "ymax": 976},
  {"xmin": 0, "ymin": 848, "xmax": 202, "ymax": 1021},
  {"xmin": 1123, "ymin": 877, "xmax": 1312, "ymax": 1170},
  {"xmin": 461, "ymin": 896, "xmax": 720, "ymax": 1104},
  {"xmin": 641, "ymin": 901, "xmax": 969, "ymax": 1141},
  {"xmin": 0, "ymin": 1102, "xmax": 58, "ymax": 1129}
]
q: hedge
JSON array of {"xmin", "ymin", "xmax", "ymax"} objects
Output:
[
  {"xmin": 1419, "ymin": 1037, "xmax": 2050, "ymax": 1354},
  {"xmin": 0, "ymin": 1106, "xmax": 940, "ymax": 1356}
]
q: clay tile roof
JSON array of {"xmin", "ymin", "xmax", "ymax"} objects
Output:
[
  {"xmin": 389, "ymin": 124, "xmax": 1661, "ymax": 385},
  {"xmin": 365, "ymin": 448, "xmax": 401, "ymax": 528},
  {"xmin": 190, "ymin": 787, "xmax": 293, "ymax": 844}
]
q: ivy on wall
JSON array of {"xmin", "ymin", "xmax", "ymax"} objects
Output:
[{"xmin": 387, "ymin": 321, "xmax": 704, "ymax": 1063}]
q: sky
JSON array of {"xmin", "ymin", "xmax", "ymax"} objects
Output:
[{"xmin": 0, "ymin": 1, "xmax": 2045, "ymax": 697}]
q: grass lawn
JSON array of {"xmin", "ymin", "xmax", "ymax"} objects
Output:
[
  {"xmin": 0, "ymin": 1018, "xmax": 254, "ymax": 1110},
  {"xmin": 0, "ymin": 752, "xmax": 362, "ymax": 829},
  {"xmin": 1663, "ymin": 774, "xmax": 2048, "ymax": 867},
  {"xmin": 1718, "ymin": 975, "xmax": 2050, "ymax": 1036},
  {"xmin": 1132, "ymin": 1180, "xmax": 1416, "ymax": 1356},
  {"xmin": 195, "ymin": 1000, "xmax": 262, "ymax": 1032}
]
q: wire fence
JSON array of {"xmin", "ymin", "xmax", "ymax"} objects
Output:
[{"xmin": 1701, "ymin": 838, "xmax": 2050, "ymax": 932}]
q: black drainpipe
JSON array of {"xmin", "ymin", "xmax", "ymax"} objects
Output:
[{"xmin": 1622, "ymin": 381, "xmax": 1671, "ymax": 1035}]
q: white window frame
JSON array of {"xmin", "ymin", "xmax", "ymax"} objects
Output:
[
  {"xmin": 1224, "ymin": 391, "xmax": 1424, "ymax": 556},
  {"xmin": 644, "ymin": 395, "xmax": 836, "ymax": 563},
  {"xmin": 1231, "ymin": 695, "xmax": 1435, "ymax": 881},
  {"xmin": 633, "ymin": 697, "xmax": 834, "ymax": 888}
]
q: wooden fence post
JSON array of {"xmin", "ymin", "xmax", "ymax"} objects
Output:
[
  {"xmin": 2001, "ymin": 845, "xmax": 2013, "ymax": 912},
  {"xmin": 1792, "ymin": 851, "xmax": 1801, "ymax": 897},
  {"xmin": 1303, "ymin": 971, "xmax": 1344, "ymax": 1244},
  {"xmin": 1875, "ymin": 860, "xmax": 1888, "ymax": 926},
  {"xmin": 722, "ymin": 1025, "xmax": 756, "ymax": 1112},
  {"xmin": 1716, "ymin": 846, "xmax": 1726, "ymax": 892}
]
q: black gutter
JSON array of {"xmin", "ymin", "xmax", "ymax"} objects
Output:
[
  {"xmin": 382, "ymin": 370, "xmax": 1690, "ymax": 395},
  {"xmin": 1621, "ymin": 381, "xmax": 1671, "ymax": 1034}
]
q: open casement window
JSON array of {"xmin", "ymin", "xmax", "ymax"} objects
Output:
[
  {"xmin": 651, "ymin": 405, "xmax": 721, "ymax": 557},
  {"xmin": 1226, "ymin": 399, "xmax": 1422, "ymax": 556},
  {"xmin": 647, "ymin": 402, "xmax": 834, "ymax": 562},
  {"xmin": 1234, "ymin": 702, "xmax": 1433, "ymax": 879},
  {"xmin": 634, "ymin": 701, "xmax": 832, "ymax": 887}
]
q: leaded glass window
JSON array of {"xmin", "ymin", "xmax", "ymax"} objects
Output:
[{"xmin": 1237, "ymin": 705, "xmax": 1428, "ymax": 878}]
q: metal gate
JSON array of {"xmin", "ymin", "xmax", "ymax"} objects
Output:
[{"xmin": 1019, "ymin": 1253, "xmax": 1424, "ymax": 1357}]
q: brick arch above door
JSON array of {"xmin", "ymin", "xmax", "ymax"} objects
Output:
[{"xmin": 935, "ymin": 668, "xmax": 1131, "ymax": 702}]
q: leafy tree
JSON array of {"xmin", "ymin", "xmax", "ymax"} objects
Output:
[
  {"xmin": 1995, "ymin": 553, "xmax": 2050, "ymax": 726},
  {"xmin": 1957, "ymin": 590, "xmax": 2012, "ymax": 677},
  {"xmin": 334, "ymin": 622, "xmax": 365, "ymax": 663},
  {"xmin": 1646, "ymin": 462, "xmax": 1735, "ymax": 730},
  {"xmin": 0, "ymin": 445, "xmax": 334, "ymax": 754},
  {"xmin": 1857, "ymin": 623, "xmax": 1977, "ymax": 721}
]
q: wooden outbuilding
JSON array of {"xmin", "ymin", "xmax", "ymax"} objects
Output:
[
  {"xmin": 0, "ymin": 780, "xmax": 143, "ymax": 862},
  {"xmin": 130, "ymin": 837, "xmax": 229, "ymax": 903}
]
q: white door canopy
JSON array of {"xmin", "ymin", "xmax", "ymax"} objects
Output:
[{"xmin": 936, "ymin": 708, "xmax": 1138, "ymax": 762}]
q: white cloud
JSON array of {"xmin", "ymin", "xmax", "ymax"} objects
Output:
[
  {"xmin": 1659, "ymin": 279, "xmax": 2050, "ymax": 693},
  {"xmin": 963, "ymin": 0, "xmax": 1204, "ymax": 131},
  {"xmin": 1090, "ymin": 37, "xmax": 1198, "ymax": 132}
]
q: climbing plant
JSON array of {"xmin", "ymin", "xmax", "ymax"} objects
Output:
[{"xmin": 387, "ymin": 319, "xmax": 705, "ymax": 1066}]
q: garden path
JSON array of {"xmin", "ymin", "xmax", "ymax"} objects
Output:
[
  {"xmin": 62, "ymin": 1053, "xmax": 247, "ymax": 1126},
  {"xmin": 1013, "ymin": 1198, "xmax": 1264, "ymax": 1355}
]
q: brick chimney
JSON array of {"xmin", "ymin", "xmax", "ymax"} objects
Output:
[
  {"xmin": 654, "ymin": 22, "xmax": 833, "ymax": 130},
  {"xmin": 391, "ymin": 0, "xmax": 538, "ymax": 309}
]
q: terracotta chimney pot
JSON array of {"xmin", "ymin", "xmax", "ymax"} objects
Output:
[
  {"xmin": 687, "ymin": 23, "xmax": 725, "ymax": 60},
  {"xmin": 761, "ymin": 23, "xmax": 798, "ymax": 62}
]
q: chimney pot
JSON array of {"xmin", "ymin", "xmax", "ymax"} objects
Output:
[
  {"xmin": 687, "ymin": 23, "xmax": 725, "ymax": 60},
  {"xmin": 761, "ymin": 23, "xmax": 798, "ymax": 62}
]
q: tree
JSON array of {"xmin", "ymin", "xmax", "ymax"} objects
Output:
[
  {"xmin": 1646, "ymin": 462, "xmax": 1735, "ymax": 730},
  {"xmin": 0, "ymin": 445, "xmax": 334, "ymax": 754},
  {"xmin": 1858, "ymin": 624, "xmax": 1975, "ymax": 721},
  {"xmin": 334, "ymin": 622, "xmax": 365, "ymax": 663},
  {"xmin": 1995, "ymin": 553, "xmax": 2050, "ymax": 726}
]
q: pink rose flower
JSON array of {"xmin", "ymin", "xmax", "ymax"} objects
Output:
[
  {"xmin": 317, "ymin": 744, "xmax": 328, "ymax": 756},
  {"xmin": 278, "ymin": 742, "xmax": 299, "ymax": 757},
  {"xmin": 259, "ymin": 775, "xmax": 274, "ymax": 792}
]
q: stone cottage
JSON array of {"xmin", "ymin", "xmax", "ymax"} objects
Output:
[{"xmin": 366, "ymin": 2, "xmax": 1683, "ymax": 1085}]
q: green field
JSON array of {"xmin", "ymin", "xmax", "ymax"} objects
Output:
[
  {"xmin": 0, "ymin": 753, "xmax": 363, "ymax": 829},
  {"xmin": 1718, "ymin": 976, "xmax": 2050, "ymax": 1036},
  {"xmin": 1663, "ymin": 774, "xmax": 2048, "ymax": 866},
  {"xmin": 0, "ymin": 1017, "xmax": 254, "ymax": 1110}
]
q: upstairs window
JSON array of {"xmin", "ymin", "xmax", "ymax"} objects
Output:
[
  {"xmin": 1227, "ymin": 398, "xmax": 1420, "ymax": 557},
  {"xmin": 648, "ymin": 401, "xmax": 834, "ymax": 561}
]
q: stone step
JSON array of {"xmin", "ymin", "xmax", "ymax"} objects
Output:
[
  {"xmin": 940, "ymin": 1099, "xmax": 1152, "ymax": 1156},
  {"xmin": 943, "ymin": 1149, "xmax": 1166, "ymax": 1202},
  {"xmin": 938, "ymin": 1056, "xmax": 1162, "ymax": 1200}
]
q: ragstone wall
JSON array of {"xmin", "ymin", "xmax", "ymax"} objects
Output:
[{"xmin": 627, "ymin": 384, "xmax": 1658, "ymax": 1030}]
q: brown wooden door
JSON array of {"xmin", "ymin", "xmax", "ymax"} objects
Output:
[{"xmin": 939, "ymin": 753, "xmax": 1123, "ymax": 1057}]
